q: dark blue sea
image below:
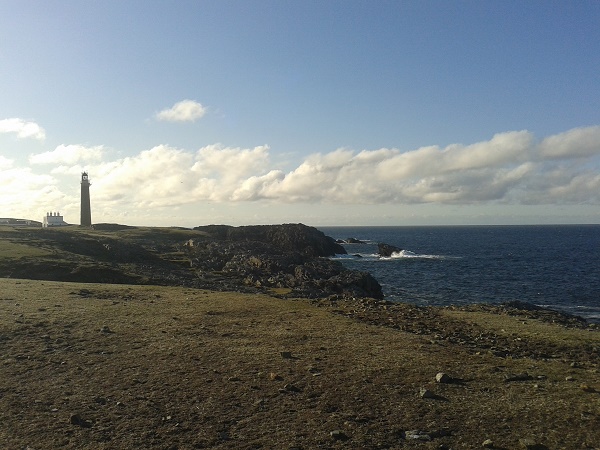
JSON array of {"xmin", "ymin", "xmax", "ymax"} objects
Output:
[{"xmin": 319, "ymin": 225, "xmax": 600, "ymax": 322}]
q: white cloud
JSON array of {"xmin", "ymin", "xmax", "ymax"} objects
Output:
[
  {"xmin": 31, "ymin": 127, "xmax": 600, "ymax": 210},
  {"xmin": 0, "ymin": 155, "xmax": 13, "ymax": 170},
  {"xmin": 155, "ymin": 100, "xmax": 207, "ymax": 122},
  {"xmin": 375, "ymin": 131, "xmax": 533, "ymax": 181},
  {"xmin": 0, "ymin": 167, "xmax": 61, "ymax": 219},
  {"xmin": 0, "ymin": 118, "xmax": 46, "ymax": 140},
  {"xmin": 538, "ymin": 125, "xmax": 600, "ymax": 159},
  {"xmin": 237, "ymin": 127, "xmax": 599, "ymax": 206},
  {"xmin": 5, "ymin": 125, "xmax": 600, "ymax": 226},
  {"xmin": 29, "ymin": 144, "xmax": 104, "ymax": 165},
  {"xmin": 192, "ymin": 144, "xmax": 270, "ymax": 183},
  {"xmin": 94, "ymin": 145, "xmax": 195, "ymax": 206}
]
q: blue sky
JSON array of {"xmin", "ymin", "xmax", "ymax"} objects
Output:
[{"xmin": 1, "ymin": 0, "xmax": 599, "ymax": 226}]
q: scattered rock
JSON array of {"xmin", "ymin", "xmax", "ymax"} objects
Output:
[
  {"xmin": 330, "ymin": 430, "xmax": 349, "ymax": 441},
  {"xmin": 344, "ymin": 238, "xmax": 365, "ymax": 244},
  {"xmin": 404, "ymin": 430, "xmax": 432, "ymax": 441},
  {"xmin": 436, "ymin": 372, "xmax": 452, "ymax": 383},
  {"xmin": 93, "ymin": 397, "xmax": 107, "ymax": 405},
  {"xmin": 377, "ymin": 242, "xmax": 402, "ymax": 257},
  {"xmin": 482, "ymin": 438, "xmax": 494, "ymax": 447},
  {"xmin": 519, "ymin": 438, "xmax": 549, "ymax": 449},
  {"xmin": 420, "ymin": 388, "xmax": 436, "ymax": 399},
  {"xmin": 307, "ymin": 366, "xmax": 322, "ymax": 376},
  {"xmin": 69, "ymin": 413, "xmax": 92, "ymax": 428},
  {"xmin": 100, "ymin": 325, "xmax": 112, "ymax": 333},
  {"xmin": 280, "ymin": 351, "xmax": 293, "ymax": 359},
  {"xmin": 284, "ymin": 383, "xmax": 301, "ymax": 393},
  {"xmin": 504, "ymin": 373, "xmax": 533, "ymax": 382},
  {"xmin": 565, "ymin": 376, "xmax": 575, "ymax": 381}
]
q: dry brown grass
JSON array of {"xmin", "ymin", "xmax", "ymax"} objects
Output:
[{"xmin": 1, "ymin": 278, "xmax": 599, "ymax": 449}]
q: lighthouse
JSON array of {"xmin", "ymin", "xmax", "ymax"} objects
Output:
[{"xmin": 80, "ymin": 172, "xmax": 92, "ymax": 227}]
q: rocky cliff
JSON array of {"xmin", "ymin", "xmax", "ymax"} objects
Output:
[
  {"xmin": 0, "ymin": 223, "xmax": 383, "ymax": 300},
  {"xmin": 193, "ymin": 223, "xmax": 346, "ymax": 256},
  {"xmin": 187, "ymin": 223, "xmax": 381, "ymax": 299}
]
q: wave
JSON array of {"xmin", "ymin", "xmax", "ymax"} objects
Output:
[{"xmin": 332, "ymin": 250, "xmax": 455, "ymax": 261}]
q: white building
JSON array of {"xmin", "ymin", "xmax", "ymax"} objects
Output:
[{"xmin": 43, "ymin": 212, "xmax": 68, "ymax": 227}]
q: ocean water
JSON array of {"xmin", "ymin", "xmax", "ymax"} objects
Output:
[{"xmin": 319, "ymin": 225, "xmax": 600, "ymax": 322}]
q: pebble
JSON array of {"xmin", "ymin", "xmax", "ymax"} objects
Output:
[
  {"xmin": 519, "ymin": 438, "xmax": 549, "ymax": 449},
  {"xmin": 404, "ymin": 430, "xmax": 432, "ymax": 441},
  {"xmin": 436, "ymin": 372, "xmax": 452, "ymax": 383},
  {"xmin": 69, "ymin": 413, "xmax": 92, "ymax": 428},
  {"xmin": 419, "ymin": 388, "xmax": 436, "ymax": 399},
  {"xmin": 504, "ymin": 373, "xmax": 533, "ymax": 382},
  {"xmin": 482, "ymin": 438, "xmax": 494, "ymax": 447},
  {"xmin": 330, "ymin": 430, "xmax": 349, "ymax": 441}
]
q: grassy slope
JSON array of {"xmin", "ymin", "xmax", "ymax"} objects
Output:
[
  {"xmin": 0, "ymin": 225, "xmax": 209, "ymax": 284},
  {"xmin": 1, "ymin": 278, "xmax": 599, "ymax": 449}
]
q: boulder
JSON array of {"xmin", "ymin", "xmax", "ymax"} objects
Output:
[
  {"xmin": 435, "ymin": 372, "xmax": 452, "ymax": 383},
  {"xmin": 345, "ymin": 237, "xmax": 365, "ymax": 244},
  {"xmin": 378, "ymin": 242, "xmax": 402, "ymax": 257}
]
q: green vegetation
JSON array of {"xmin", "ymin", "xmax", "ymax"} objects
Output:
[
  {"xmin": 0, "ymin": 278, "xmax": 598, "ymax": 449},
  {"xmin": 0, "ymin": 238, "xmax": 54, "ymax": 259}
]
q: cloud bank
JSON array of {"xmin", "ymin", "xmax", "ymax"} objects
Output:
[
  {"xmin": 5, "ymin": 125, "xmax": 600, "ymax": 224},
  {"xmin": 155, "ymin": 100, "xmax": 207, "ymax": 122},
  {"xmin": 0, "ymin": 118, "xmax": 46, "ymax": 140},
  {"xmin": 29, "ymin": 144, "xmax": 104, "ymax": 165},
  {"xmin": 75, "ymin": 126, "xmax": 600, "ymax": 207}
]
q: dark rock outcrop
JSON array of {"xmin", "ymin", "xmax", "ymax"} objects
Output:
[
  {"xmin": 194, "ymin": 223, "xmax": 346, "ymax": 257},
  {"xmin": 378, "ymin": 242, "xmax": 403, "ymax": 257},
  {"xmin": 345, "ymin": 237, "xmax": 366, "ymax": 244},
  {"xmin": 186, "ymin": 225, "xmax": 382, "ymax": 299}
]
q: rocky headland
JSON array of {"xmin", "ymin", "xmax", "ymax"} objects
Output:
[{"xmin": 0, "ymin": 223, "xmax": 382, "ymax": 300}]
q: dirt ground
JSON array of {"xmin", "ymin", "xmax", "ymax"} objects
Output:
[{"xmin": 1, "ymin": 278, "xmax": 599, "ymax": 449}]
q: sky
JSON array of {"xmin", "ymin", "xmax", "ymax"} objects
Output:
[{"xmin": 1, "ymin": 0, "xmax": 600, "ymax": 227}]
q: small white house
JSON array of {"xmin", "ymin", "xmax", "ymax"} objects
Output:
[{"xmin": 43, "ymin": 212, "xmax": 68, "ymax": 227}]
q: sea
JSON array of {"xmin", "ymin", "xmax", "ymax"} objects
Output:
[{"xmin": 319, "ymin": 225, "xmax": 600, "ymax": 323}]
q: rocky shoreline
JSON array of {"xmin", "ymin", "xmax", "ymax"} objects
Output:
[
  {"xmin": 2, "ymin": 223, "xmax": 598, "ymax": 327},
  {"xmin": 0, "ymin": 223, "xmax": 383, "ymax": 300}
]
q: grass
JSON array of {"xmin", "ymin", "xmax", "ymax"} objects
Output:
[
  {"xmin": 0, "ymin": 240, "xmax": 54, "ymax": 259},
  {"xmin": 443, "ymin": 309, "xmax": 599, "ymax": 352},
  {"xmin": 1, "ymin": 278, "xmax": 599, "ymax": 449}
]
